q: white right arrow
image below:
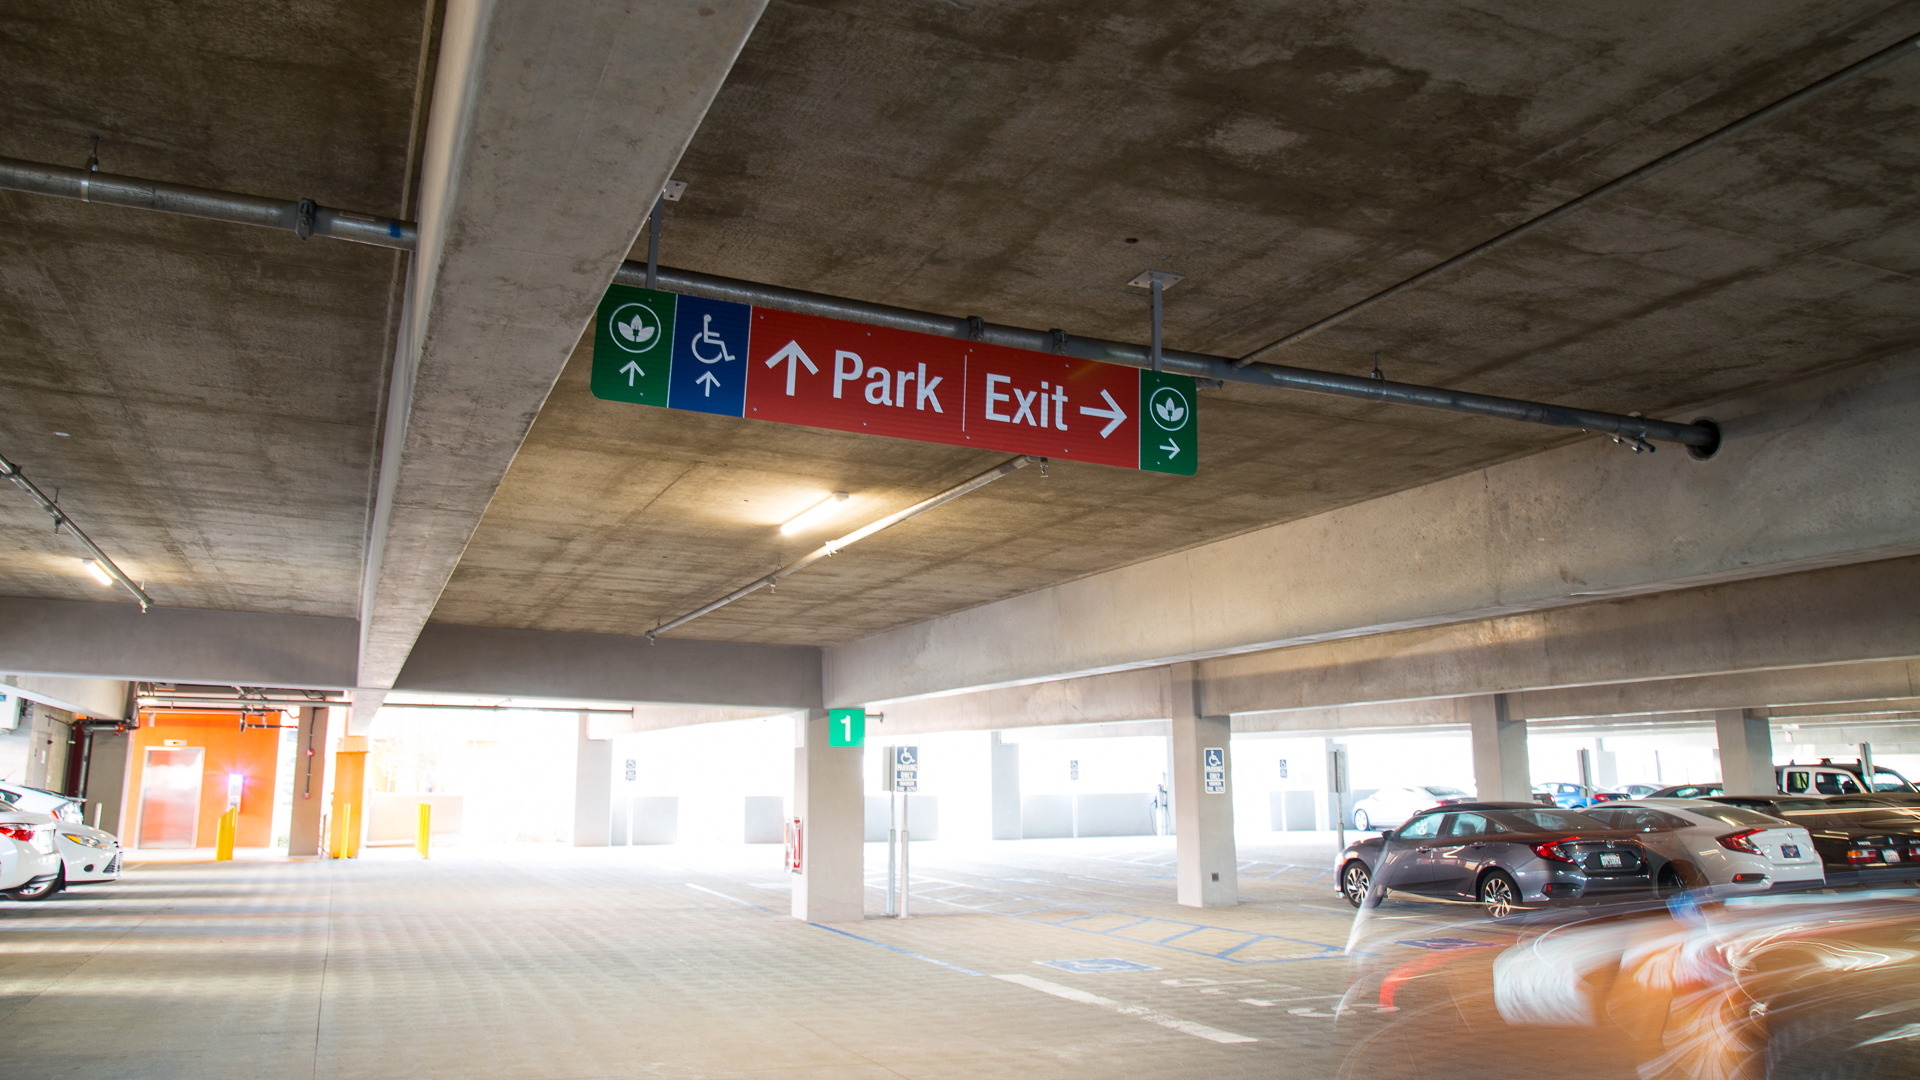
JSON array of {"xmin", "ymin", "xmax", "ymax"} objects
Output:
[
  {"xmin": 1078, "ymin": 389, "xmax": 1128, "ymax": 439},
  {"xmin": 764, "ymin": 340, "xmax": 818, "ymax": 396},
  {"xmin": 1160, "ymin": 438, "xmax": 1180, "ymax": 458},
  {"xmin": 620, "ymin": 360, "xmax": 644, "ymax": 387}
]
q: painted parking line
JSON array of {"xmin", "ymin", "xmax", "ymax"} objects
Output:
[{"xmin": 995, "ymin": 974, "xmax": 1258, "ymax": 1044}]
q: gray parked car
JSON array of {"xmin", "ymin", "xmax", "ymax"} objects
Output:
[{"xmin": 1335, "ymin": 801, "xmax": 1659, "ymax": 918}]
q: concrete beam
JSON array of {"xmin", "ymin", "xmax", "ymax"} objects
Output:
[
  {"xmin": 355, "ymin": 0, "xmax": 767, "ymax": 718},
  {"xmin": 0, "ymin": 597, "xmax": 356, "ymax": 689},
  {"xmin": 873, "ymin": 667, "xmax": 1169, "ymax": 736},
  {"xmin": 1204, "ymin": 554, "xmax": 1920, "ymax": 717},
  {"xmin": 2, "ymin": 676, "xmax": 128, "ymax": 719},
  {"xmin": 827, "ymin": 355, "xmax": 1920, "ymax": 706},
  {"xmin": 1512, "ymin": 660, "xmax": 1920, "ymax": 721},
  {"xmin": 393, "ymin": 623, "xmax": 819, "ymax": 709}
]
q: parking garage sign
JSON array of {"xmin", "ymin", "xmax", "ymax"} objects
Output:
[{"xmin": 591, "ymin": 285, "xmax": 1197, "ymax": 474}]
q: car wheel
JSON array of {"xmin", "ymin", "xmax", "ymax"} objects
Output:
[
  {"xmin": 1655, "ymin": 865, "xmax": 1683, "ymax": 897},
  {"xmin": 1353, "ymin": 809, "xmax": 1370, "ymax": 831},
  {"xmin": 1341, "ymin": 861, "xmax": 1373, "ymax": 908},
  {"xmin": 9, "ymin": 870, "xmax": 64, "ymax": 902},
  {"xmin": 1479, "ymin": 871, "xmax": 1520, "ymax": 919}
]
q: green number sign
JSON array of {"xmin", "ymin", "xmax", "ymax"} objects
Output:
[{"xmin": 827, "ymin": 708, "xmax": 865, "ymax": 747}]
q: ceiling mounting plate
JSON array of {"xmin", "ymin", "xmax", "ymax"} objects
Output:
[{"xmin": 1126, "ymin": 269, "xmax": 1185, "ymax": 289}]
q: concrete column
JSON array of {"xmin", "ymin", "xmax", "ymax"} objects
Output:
[
  {"xmin": 573, "ymin": 713, "xmax": 611, "ymax": 846},
  {"xmin": 329, "ymin": 736, "xmax": 368, "ymax": 858},
  {"xmin": 1466, "ymin": 694, "xmax": 1529, "ymax": 801},
  {"xmin": 792, "ymin": 710, "xmax": 864, "ymax": 922},
  {"xmin": 1170, "ymin": 663, "xmax": 1236, "ymax": 907},
  {"xmin": 288, "ymin": 705, "xmax": 330, "ymax": 857},
  {"xmin": 990, "ymin": 732, "xmax": 1021, "ymax": 840},
  {"xmin": 1715, "ymin": 709, "xmax": 1774, "ymax": 795}
]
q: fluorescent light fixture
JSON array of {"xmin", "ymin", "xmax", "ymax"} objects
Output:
[
  {"xmin": 82, "ymin": 559, "xmax": 113, "ymax": 586},
  {"xmin": 780, "ymin": 492, "xmax": 849, "ymax": 535}
]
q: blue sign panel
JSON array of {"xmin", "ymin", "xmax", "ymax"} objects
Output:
[{"xmin": 667, "ymin": 295, "xmax": 751, "ymax": 416}]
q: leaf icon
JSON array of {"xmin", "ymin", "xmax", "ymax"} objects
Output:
[
  {"xmin": 616, "ymin": 314, "xmax": 655, "ymax": 345},
  {"xmin": 1156, "ymin": 397, "xmax": 1186, "ymax": 424}
]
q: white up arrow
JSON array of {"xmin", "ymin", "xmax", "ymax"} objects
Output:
[
  {"xmin": 696, "ymin": 371, "xmax": 721, "ymax": 397},
  {"xmin": 619, "ymin": 360, "xmax": 644, "ymax": 387},
  {"xmin": 764, "ymin": 340, "xmax": 818, "ymax": 396},
  {"xmin": 1078, "ymin": 389, "xmax": 1128, "ymax": 439}
]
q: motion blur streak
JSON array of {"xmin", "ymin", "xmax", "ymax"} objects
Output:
[{"xmin": 1338, "ymin": 891, "xmax": 1920, "ymax": 1080}]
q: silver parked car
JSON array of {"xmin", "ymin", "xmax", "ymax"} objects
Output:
[{"xmin": 1335, "ymin": 802, "xmax": 1659, "ymax": 918}]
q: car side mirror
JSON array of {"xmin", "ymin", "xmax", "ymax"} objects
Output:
[{"xmin": 1379, "ymin": 829, "xmax": 1395, "ymax": 841}]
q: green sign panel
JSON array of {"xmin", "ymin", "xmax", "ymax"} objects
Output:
[
  {"xmin": 827, "ymin": 708, "xmax": 865, "ymax": 747},
  {"xmin": 590, "ymin": 284, "xmax": 676, "ymax": 406},
  {"xmin": 1138, "ymin": 369, "xmax": 1197, "ymax": 475}
]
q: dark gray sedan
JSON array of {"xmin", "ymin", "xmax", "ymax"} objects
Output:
[{"xmin": 1335, "ymin": 801, "xmax": 1659, "ymax": 917}]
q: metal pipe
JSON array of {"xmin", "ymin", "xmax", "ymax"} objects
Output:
[
  {"xmin": 0, "ymin": 157, "xmax": 416, "ymax": 249},
  {"xmin": 646, "ymin": 192, "xmax": 663, "ymax": 291},
  {"xmin": 640, "ymin": 265, "xmax": 1717, "ymax": 450},
  {"xmin": 138, "ymin": 698, "xmax": 345, "ymax": 711},
  {"xmin": 647, "ymin": 455, "xmax": 1036, "ymax": 639},
  {"xmin": 0, "ymin": 157, "xmax": 1719, "ymax": 449},
  {"xmin": 1150, "ymin": 275, "xmax": 1164, "ymax": 374},
  {"xmin": 1, "ymin": 452, "xmax": 154, "ymax": 611},
  {"xmin": 1235, "ymin": 30, "xmax": 1920, "ymax": 366}
]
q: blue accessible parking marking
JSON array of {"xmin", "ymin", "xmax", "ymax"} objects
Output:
[{"xmin": 1037, "ymin": 958, "xmax": 1160, "ymax": 974}]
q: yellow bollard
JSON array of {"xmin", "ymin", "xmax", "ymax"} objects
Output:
[
  {"xmin": 416, "ymin": 802, "xmax": 432, "ymax": 859},
  {"xmin": 214, "ymin": 807, "xmax": 237, "ymax": 861}
]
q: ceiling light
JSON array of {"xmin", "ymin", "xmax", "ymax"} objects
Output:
[
  {"xmin": 82, "ymin": 559, "xmax": 113, "ymax": 586},
  {"xmin": 780, "ymin": 492, "xmax": 849, "ymax": 535}
]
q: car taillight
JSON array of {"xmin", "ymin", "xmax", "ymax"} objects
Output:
[
  {"xmin": 0, "ymin": 823, "xmax": 36, "ymax": 842},
  {"xmin": 1717, "ymin": 829, "xmax": 1764, "ymax": 855},
  {"xmin": 1845, "ymin": 848, "xmax": 1877, "ymax": 865},
  {"xmin": 1532, "ymin": 839, "xmax": 1577, "ymax": 863}
]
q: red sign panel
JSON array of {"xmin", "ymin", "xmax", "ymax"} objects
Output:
[{"xmin": 745, "ymin": 308, "xmax": 1141, "ymax": 468}]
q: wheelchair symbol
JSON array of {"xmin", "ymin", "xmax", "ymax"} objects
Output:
[{"xmin": 689, "ymin": 314, "xmax": 735, "ymax": 365}]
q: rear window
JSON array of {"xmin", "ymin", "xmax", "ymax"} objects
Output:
[
  {"xmin": 1693, "ymin": 807, "xmax": 1782, "ymax": 827},
  {"xmin": 1420, "ymin": 786, "xmax": 1469, "ymax": 797},
  {"xmin": 1494, "ymin": 808, "xmax": 1609, "ymax": 831}
]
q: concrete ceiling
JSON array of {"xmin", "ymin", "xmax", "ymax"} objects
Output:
[
  {"xmin": 3, "ymin": 2, "xmax": 1917, "ymax": 656},
  {"xmin": 439, "ymin": 1, "xmax": 1920, "ymax": 645},
  {"xmin": 0, "ymin": 0, "xmax": 431, "ymax": 616}
]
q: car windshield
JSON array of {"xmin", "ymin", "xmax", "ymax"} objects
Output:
[
  {"xmin": 1871, "ymin": 769, "xmax": 1915, "ymax": 792},
  {"xmin": 1420, "ymin": 786, "xmax": 1468, "ymax": 796},
  {"xmin": 1493, "ymin": 808, "xmax": 1609, "ymax": 831}
]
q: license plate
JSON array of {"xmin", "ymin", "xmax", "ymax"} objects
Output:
[
  {"xmin": 1781, "ymin": 844, "xmax": 1800, "ymax": 859},
  {"xmin": 1885, "ymin": 850, "xmax": 1901, "ymax": 863},
  {"xmin": 1599, "ymin": 853, "xmax": 1622, "ymax": 868}
]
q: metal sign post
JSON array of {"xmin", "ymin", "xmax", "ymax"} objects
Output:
[{"xmin": 890, "ymin": 746, "xmax": 918, "ymax": 918}]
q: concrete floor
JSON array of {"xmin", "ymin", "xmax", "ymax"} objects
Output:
[{"xmin": 0, "ymin": 837, "xmax": 1504, "ymax": 1079}]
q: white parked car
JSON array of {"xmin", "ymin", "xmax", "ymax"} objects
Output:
[
  {"xmin": 0, "ymin": 783, "xmax": 118, "ymax": 898},
  {"xmin": 44, "ymin": 821, "xmax": 122, "ymax": 896},
  {"xmin": 1351, "ymin": 785, "xmax": 1475, "ymax": 830},
  {"xmin": 0, "ymin": 807, "xmax": 63, "ymax": 899},
  {"xmin": 0, "ymin": 781, "xmax": 84, "ymax": 823},
  {"xmin": 1583, "ymin": 799, "xmax": 1824, "ymax": 893}
]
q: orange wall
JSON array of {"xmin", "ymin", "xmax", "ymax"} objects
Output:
[{"xmin": 125, "ymin": 711, "xmax": 282, "ymax": 848}]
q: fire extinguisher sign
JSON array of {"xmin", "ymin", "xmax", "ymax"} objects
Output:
[{"xmin": 784, "ymin": 818, "xmax": 803, "ymax": 873}]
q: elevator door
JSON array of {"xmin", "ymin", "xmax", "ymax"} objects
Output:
[{"xmin": 137, "ymin": 747, "xmax": 205, "ymax": 848}]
